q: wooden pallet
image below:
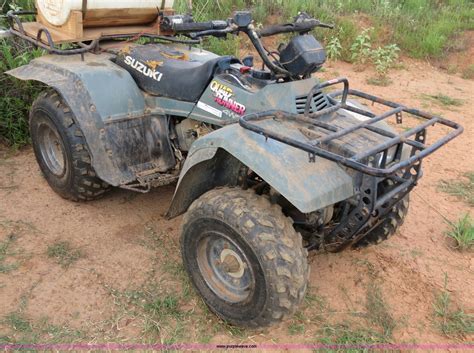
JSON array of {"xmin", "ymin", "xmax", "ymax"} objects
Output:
[{"xmin": 15, "ymin": 9, "xmax": 174, "ymax": 45}]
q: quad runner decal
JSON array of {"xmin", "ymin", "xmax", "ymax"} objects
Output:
[
  {"xmin": 124, "ymin": 56, "xmax": 164, "ymax": 82},
  {"xmin": 210, "ymin": 81, "xmax": 247, "ymax": 116}
]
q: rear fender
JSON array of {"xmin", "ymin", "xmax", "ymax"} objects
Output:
[
  {"xmin": 7, "ymin": 54, "xmax": 176, "ymax": 186},
  {"xmin": 167, "ymin": 124, "xmax": 355, "ymax": 218}
]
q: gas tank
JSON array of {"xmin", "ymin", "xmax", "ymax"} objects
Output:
[{"xmin": 36, "ymin": 0, "xmax": 175, "ymax": 27}]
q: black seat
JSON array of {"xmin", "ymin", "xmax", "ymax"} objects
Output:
[{"xmin": 115, "ymin": 44, "xmax": 232, "ymax": 102}]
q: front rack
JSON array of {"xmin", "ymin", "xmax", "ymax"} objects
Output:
[
  {"xmin": 6, "ymin": 11, "xmax": 200, "ymax": 56},
  {"xmin": 239, "ymin": 77, "xmax": 463, "ymax": 178}
]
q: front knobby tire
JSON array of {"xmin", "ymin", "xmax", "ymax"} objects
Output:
[
  {"xmin": 181, "ymin": 187, "xmax": 309, "ymax": 328},
  {"xmin": 353, "ymin": 197, "xmax": 410, "ymax": 249},
  {"xmin": 30, "ymin": 90, "xmax": 110, "ymax": 201}
]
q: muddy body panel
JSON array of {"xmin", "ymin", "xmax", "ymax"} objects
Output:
[
  {"xmin": 7, "ymin": 53, "xmax": 178, "ymax": 186},
  {"xmin": 189, "ymin": 75, "xmax": 322, "ymax": 123},
  {"xmin": 168, "ymin": 123, "xmax": 355, "ymax": 217}
]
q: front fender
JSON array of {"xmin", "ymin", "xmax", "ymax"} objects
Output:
[{"xmin": 168, "ymin": 124, "xmax": 355, "ymax": 217}]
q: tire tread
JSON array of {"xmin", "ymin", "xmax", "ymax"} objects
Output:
[
  {"xmin": 30, "ymin": 90, "xmax": 109, "ymax": 201},
  {"xmin": 182, "ymin": 187, "xmax": 309, "ymax": 328}
]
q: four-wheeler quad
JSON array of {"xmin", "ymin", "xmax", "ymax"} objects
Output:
[{"xmin": 6, "ymin": 10, "xmax": 463, "ymax": 327}]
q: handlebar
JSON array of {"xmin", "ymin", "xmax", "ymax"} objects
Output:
[
  {"xmin": 166, "ymin": 11, "xmax": 332, "ymax": 39},
  {"xmin": 161, "ymin": 14, "xmax": 229, "ymax": 33},
  {"xmin": 172, "ymin": 20, "xmax": 229, "ymax": 33},
  {"xmin": 163, "ymin": 11, "xmax": 334, "ymax": 78},
  {"xmin": 258, "ymin": 20, "xmax": 334, "ymax": 37}
]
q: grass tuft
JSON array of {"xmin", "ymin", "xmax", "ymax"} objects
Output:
[
  {"xmin": 366, "ymin": 76, "xmax": 392, "ymax": 87},
  {"xmin": 144, "ymin": 295, "xmax": 180, "ymax": 318},
  {"xmin": 0, "ymin": 234, "xmax": 18, "ymax": 273},
  {"xmin": 2, "ymin": 311, "xmax": 86, "ymax": 344},
  {"xmin": 365, "ymin": 283, "xmax": 396, "ymax": 338},
  {"xmin": 433, "ymin": 274, "xmax": 474, "ymax": 339},
  {"xmin": 462, "ymin": 64, "xmax": 474, "ymax": 80},
  {"xmin": 445, "ymin": 214, "xmax": 474, "ymax": 251},
  {"xmin": 422, "ymin": 93, "xmax": 464, "ymax": 107},
  {"xmin": 317, "ymin": 324, "xmax": 388, "ymax": 352},
  {"xmin": 439, "ymin": 172, "xmax": 474, "ymax": 207},
  {"xmin": 4, "ymin": 312, "xmax": 32, "ymax": 333},
  {"xmin": 46, "ymin": 241, "xmax": 84, "ymax": 268}
]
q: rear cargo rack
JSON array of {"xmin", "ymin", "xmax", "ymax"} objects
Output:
[{"xmin": 239, "ymin": 77, "xmax": 463, "ymax": 178}]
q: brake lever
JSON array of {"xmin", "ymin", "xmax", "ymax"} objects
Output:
[
  {"xmin": 318, "ymin": 22, "xmax": 335, "ymax": 29},
  {"xmin": 189, "ymin": 26, "xmax": 236, "ymax": 39}
]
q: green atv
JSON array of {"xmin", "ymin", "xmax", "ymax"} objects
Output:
[{"xmin": 6, "ymin": 10, "xmax": 462, "ymax": 327}]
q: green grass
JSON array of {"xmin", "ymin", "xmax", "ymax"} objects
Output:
[
  {"xmin": 445, "ymin": 214, "xmax": 474, "ymax": 251},
  {"xmin": 0, "ymin": 234, "xmax": 18, "ymax": 273},
  {"xmin": 366, "ymin": 76, "xmax": 392, "ymax": 87},
  {"xmin": 288, "ymin": 322, "xmax": 306, "ymax": 335},
  {"xmin": 106, "ymin": 284, "xmax": 192, "ymax": 343},
  {"xmin": 144, "ymin": 295, "xmax": 180, "ymax": 318},
  {"xmin": 288, "ymin": 311, "xmax": 307, "ymax": 335},
  {"xmin": 439, "ymin": 172, "xmax": 474, "ymax": 206},
  {"xmin": 433, "ymin": 275, "xmax": 474, "ymax": 339},
  {"xmin": 176, "ymin": 0, "xmax": 473, "ymax": 59},
  {"xmin": 1, "ymin": 2, "xmax": 43, "ymax": 147},
  {"xmin": 422, "ymin": 93, "xmax": 464, "ymax": 107},
  {"xmin": 317, "ymin": 324, "xmax": 388, "ymax": 353},
  {"xmin": 0, "ymin": 219, "xmax": 35, "ymax": 273},
  {"xmin": 306, "ymin": 280, "xmax": 395, "ymax": 350},
  {"xmin": 46, "ymin": 241, "xmax": 84, "ymax": 268},
  {"xmin": 0, "ymin": 39, "xmax": 43, "ymax": 147},
  {"xmin": 462, "ymin": 64, "xmax": 474, "ymax": 80},
  {"xmin": 365, "ymin": 283, "xmax": 396, "ymax": 338},
  {"xmin": 4, "ymin": 312, "xmax": 32, "ymax": 333},
  {"xmin": 2, "ymin": 312, "xmax": 86, "ymax": 344}
]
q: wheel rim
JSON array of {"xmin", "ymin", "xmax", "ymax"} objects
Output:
[
  {"xmin": 196, "ymin": 232, "xmax": 255, "ymax": 304},
  {"xmin": 38, "ymin": 122, "xmax": 66, "ymax": 177}
]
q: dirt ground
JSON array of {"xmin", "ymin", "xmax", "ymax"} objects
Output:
[{"xmin": 0, "ymin": 57, "xmax": 473, "ymax": 351}]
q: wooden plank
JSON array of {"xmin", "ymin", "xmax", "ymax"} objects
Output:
[
  {"xmin": 20, "ymin": 22, "xmax": 78, "ymax": 43},
  {"xmin": 17, "ymin": 21, "xmax": 169, "ymax": 44},
  {"xmin": 84, "ymin": 8, "xmax": 160, "ymax": 27},
  {"xmin": 14, "ymin": 7, "xmax": 175, "ymax": 45},
  {"xmin": 37, "ymin": 10, "xmax": 83, "ymax": 40}
]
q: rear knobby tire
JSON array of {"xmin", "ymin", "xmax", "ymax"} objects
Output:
[
  {"xmin": 353, "ymin": 197, "xmax": 410, "ymax": 248},
  {"xmin": 30, "ymin": 90, "xmax": 110, "ymax": 201},
  {"xmin": 181, "ymin": 187, "xmax": 309, "ymax": 328}
]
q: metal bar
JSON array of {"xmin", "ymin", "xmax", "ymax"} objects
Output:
[
  {"xmin": 316, "ymin": 106, "xmax": 404, "ymax": 144},
  {"xmin": 10, "ymin": 28, "xmax": 99, "ymax": 55},
  {"xmin": 241, "ymin": 112, "xmax": 378, "ymax": 172},
  {"xmin": 375, "ymin": 178, "xmax": 414, "ymax": 209},
  {"xmin": 240, "ymin": 102, "xmax": 463, "ymax": 177},
  {"xmin": 101, "ymin": 33, "xmax": 200, "ymax": 44},
  {"xmin": 328, "ymin": 99, "xmax": 427, "ymax": 150},
  {"xmin": 37, "ymin": 27, "xmax": 55, "ymax": 49},
  {"xmin": 341, "ymin": 104, "xmax": 426, "ymax": 150},
  {"xmin": 331, "ymin": 89, "xmax": 461, "ymax": 130},
  {"xmin": 351, "ymin": 117, "xmax": 438, "ymax": 161},
  {"xmin": 305, "ymin": 78, "xmax": 348, "ymax": 117}
]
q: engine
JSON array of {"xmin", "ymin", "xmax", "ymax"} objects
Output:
[{"xmin": 174, "ymin": 119, "xmax": 213, "ymax": 152}]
